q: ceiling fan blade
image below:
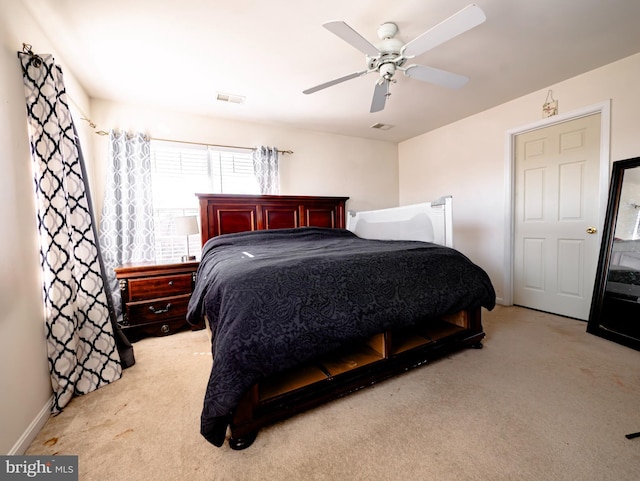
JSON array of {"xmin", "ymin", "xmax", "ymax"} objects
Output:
[
  {"xmin": 404, "ymin": 64, "xmax": 469, "ymax": 89},
  {"xmin": 303, "ymin": 70, "xmax": 369, "ymax": 94},
  {"xmin": 370, "ymin": 81, "xmax": 387, "ymax": 113},
  {"xmin": 403, "ymin": 4, "xmax": 486, "ymax": 58},
  {"xmin": 323, "ymin": 21, "xmax": 380, "ymax": 57}
]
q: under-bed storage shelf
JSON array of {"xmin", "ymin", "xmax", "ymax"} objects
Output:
[
  {"xmin": 259, "ymin": 339, "xmax": 385, "ymax": 402},
  {"xmin": 238, "ymin": 308, "xmax": 483, "ymax": 442},
  {"xmin": 389, "ymin": 311, "xmax": 469, "ymax": 355}
]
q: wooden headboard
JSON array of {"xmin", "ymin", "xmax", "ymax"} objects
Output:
[{"xmin": 196, "ymin": 194, "xmax": 349, "ymax": 246}]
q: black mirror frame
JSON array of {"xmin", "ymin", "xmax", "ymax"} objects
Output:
[{"xmin": 587, "ymin": 156, "xmax": 640, "ymax": 351}]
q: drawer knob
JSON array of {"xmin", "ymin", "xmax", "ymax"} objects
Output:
[
  {"xmin": 160, "ymin": 324, "xmax": 170, "ymax": 334},
  {"xmin": 168, "ymin": 281, "xmax": 174, "ymax": 286},
  {"xmin": 149, "ymin": 303, "xmax": 172, "ymax": 315}
]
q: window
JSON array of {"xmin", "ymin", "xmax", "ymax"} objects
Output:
[{"xmin": 149, "ymin": 140, "xmax": 260, "ymax": 262}]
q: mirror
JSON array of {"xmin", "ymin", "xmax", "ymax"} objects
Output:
[{"xmin": 588, "ymin": 156, "xmax": 640, "ymax": 350}]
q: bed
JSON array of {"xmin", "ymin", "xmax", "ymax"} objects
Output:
[{"xmin": 187, "ymin": 194, "xmax": 496, "ymax": 449}]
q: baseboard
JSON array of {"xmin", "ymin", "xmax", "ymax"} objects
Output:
[{"xmin": 8, "ymin": 395, "xmax": 53, "ymax": 455}]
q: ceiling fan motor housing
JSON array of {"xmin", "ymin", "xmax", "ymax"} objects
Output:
[{"xmin": 368, "ymin": 22, "xmax": 405, "ymax": 75}]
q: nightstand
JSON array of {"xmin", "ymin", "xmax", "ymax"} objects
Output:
[{"xmin": 114, "ymin": 261, "xmax": 202, "ymax": 341}]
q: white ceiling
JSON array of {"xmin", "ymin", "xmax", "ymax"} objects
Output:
[{"xmin": 24, "ymin": 0, "xmax": 640, "ymax": 142}]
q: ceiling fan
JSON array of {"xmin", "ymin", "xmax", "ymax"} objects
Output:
[{"xmin": 303, "ymin": 3, "xmax": 486, "ymax": 113}]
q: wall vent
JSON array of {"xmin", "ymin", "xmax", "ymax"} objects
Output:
[
  {"xmin": 370, "ymin": 123, "xmax": 394, "ymax": 130},
  {"xmin": 216, "ymin": 92, "xmax": 246, "ymax": 104}
]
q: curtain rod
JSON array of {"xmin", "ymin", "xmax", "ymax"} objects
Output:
[
  {"xmin": 91, "ymin": 126, "xmax": 292, "ymax": 155},
  {"xmin": 147, "ymin": 135, "xmax": 293, "ymax": 155}
]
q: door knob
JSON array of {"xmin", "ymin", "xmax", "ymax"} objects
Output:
[{"xmin": 586, "ymin": 227, "xmax": 597, "ymax": 234}]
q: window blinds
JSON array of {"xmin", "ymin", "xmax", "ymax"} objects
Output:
[{"xmin": 149, "ymin": 140, "xmax": 259, "ymax": 262}]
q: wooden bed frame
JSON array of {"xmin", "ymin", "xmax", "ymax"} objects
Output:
[{"xmin": 196, "ymin": 193, "xmax": 485, "ymax": 449}]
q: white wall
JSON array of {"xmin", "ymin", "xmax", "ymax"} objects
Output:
[
  {"xmin": 0, "ymin": 1, "xmax": 94, "ymax": 454},
  {"xmin": 399, "ymin": 53, "xmax": 640, "ymax": 303},
  {"xmin": 89, "ymin": 100, "xmax": 399, "ymax": 221}
]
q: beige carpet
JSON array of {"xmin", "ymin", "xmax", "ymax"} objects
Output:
[{"xmin": 26, "ymin": 306, "xmax": 640, "ymax": 481}]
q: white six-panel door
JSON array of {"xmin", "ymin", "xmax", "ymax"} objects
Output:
[{"xmin": 514, "ymin": 113, "xmax": 601, "ymax": 320}]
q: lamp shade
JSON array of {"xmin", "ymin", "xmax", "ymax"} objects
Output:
[{"xmin": 174, "ymin": 215, "xmax": 199, "ymax": 236}]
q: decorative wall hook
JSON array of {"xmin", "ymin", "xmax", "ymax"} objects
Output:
[{"xmin": 542, "ymin": 90, "xmax": 558, "ymax": 118}]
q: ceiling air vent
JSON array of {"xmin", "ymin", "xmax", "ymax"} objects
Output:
[
  {"xmin": 370, "ymin": 123, "xmax": 394, "ymax": 130},
  {"xmin": 216, "ymin": 92, "xmax": 246, "ymax": 104}
]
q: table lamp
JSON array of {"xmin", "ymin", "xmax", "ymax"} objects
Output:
[{"xmin": 174, "ymin": 215, "xmax": 199, "ymax": 262}]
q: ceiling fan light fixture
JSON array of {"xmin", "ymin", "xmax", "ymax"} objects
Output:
[
  {"xmin": 370, "ymin": 122, "xmax": 394, "ymax": 130},
  {"xmin": 216, "ymin": 92, "xmax": 246, "ymax": 104}
]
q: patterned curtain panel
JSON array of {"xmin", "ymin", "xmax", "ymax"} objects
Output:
[
  {"xmin": 18, "ymin": 52, "xmax": 123, "ymax": 413},
  {"xmin": 99, "ymin": 131, "xmax": 155, "ymax": 324},
  {"xmin": 252, "ymin": 146, "xmax": 280, "ymax": 194}
]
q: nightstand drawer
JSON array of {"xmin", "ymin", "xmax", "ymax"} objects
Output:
[
  {"xmin": 126, "ymin": 293, "xmax": 191, "ymax": 326},
  {"xmin": 128, "ymin": 273, "xmax": 193, "ymax": 301},
  {"xmin": 115, "ymin": 260, "xmax": 201, "ymax": 341}
]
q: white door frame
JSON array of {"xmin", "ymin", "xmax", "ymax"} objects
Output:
[{"xmin": 502, "ymin": 100, "xmax": 611, "ymax": 306}]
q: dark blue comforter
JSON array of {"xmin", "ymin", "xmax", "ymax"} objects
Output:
[{"xmin": 187, "ymin": 227, "xmax": 495, "ymax": 446}]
